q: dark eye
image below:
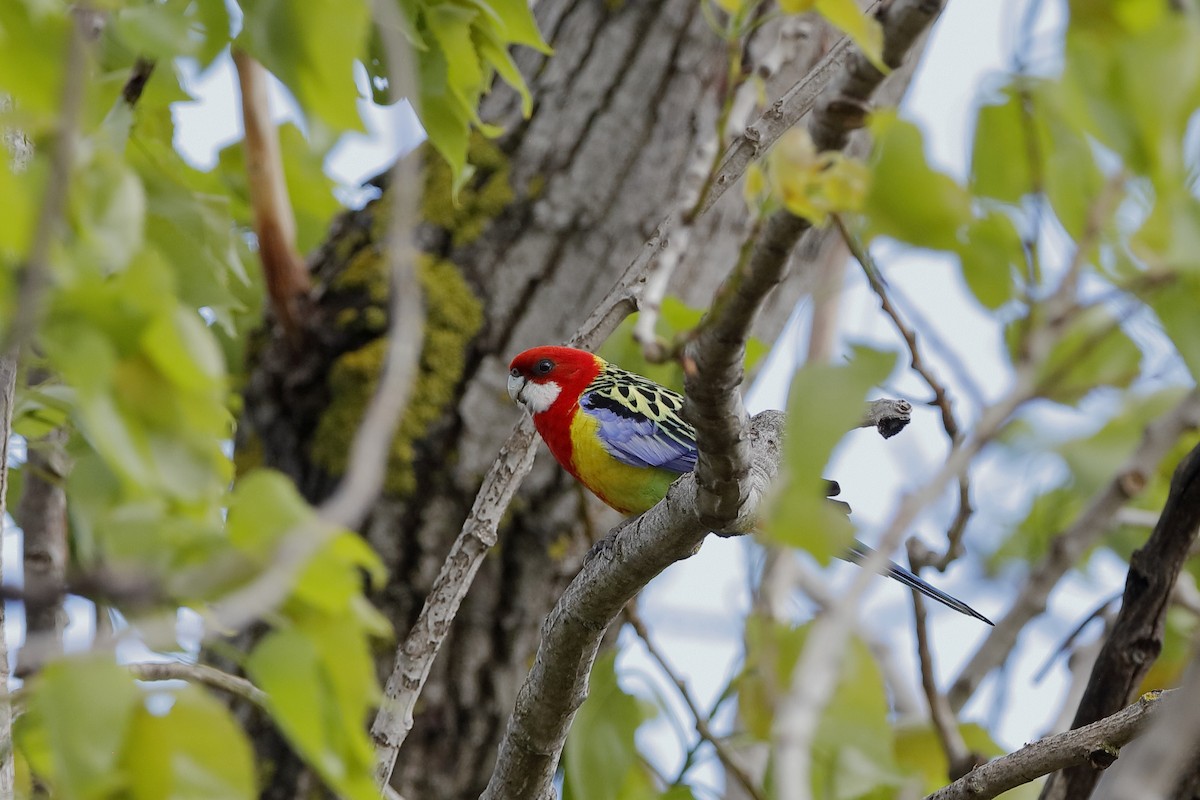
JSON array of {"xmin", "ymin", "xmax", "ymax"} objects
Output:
[{"xmin": 534, "ymin": 359, "xmax": 553, "ymax": 375}]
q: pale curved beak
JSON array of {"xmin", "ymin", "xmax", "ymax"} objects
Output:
[{"xmin": 507, "ymin": 372, "xmax": 526, "ymax": 405}]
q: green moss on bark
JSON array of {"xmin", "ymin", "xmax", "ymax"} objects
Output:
[
  {"xmin": 422, "ymin": 134, "xmax": 515, "ymax": 247},
  {"xmin": 309, "ymin": 256, "xmax": 483, "ymax": 496}
]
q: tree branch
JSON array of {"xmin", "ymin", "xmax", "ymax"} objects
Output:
[
  {"xmin": 948, "ymin": 389, "xmax": 1200, "ymax": 712},
  {"xmin": 0, "ymin": 354, "xmax": 18, "ymax": 796},
  {"xmin": 908, "ymin": 550, "xmax": 980, "ymax": 782},
  {"xmin": 128, "ymin": 661, "xmax": 268, "ymax": 708},
  {"xmin": 481, "ymin": 411, "xmax": 788, "ymax": 800},
  {"xmin": 478, "ymin": 4, "xmax": 947, "ymax": 796},
  {"xmin": 623, "ymin": 604, "xmax": 765, "ymax": 800},
  {"xmin": 232, "ymin": 49, "xmax": 311, "ymax": 342},
  {"xmin": 924, "ymin": 690, "xmax": 1171, "ymax": 800},
  {"xmin": 1039, "ymin": 439, "xmax": 1200, "ymax": 800}
]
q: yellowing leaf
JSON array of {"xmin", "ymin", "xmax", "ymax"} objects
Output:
[
  {"xmin": 767, "ymin": 129, "xmax": 869, "ymax": 226},
  {"xmin": 815, "ymin": 0, "xmax": 886, "ymax": 72}
]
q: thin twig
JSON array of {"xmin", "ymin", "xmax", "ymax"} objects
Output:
[
  {"xmin": 0, "ymin": 355, "xmax": 18, "ymax": 795},
  {"xmin": 128, "ymin": 661, "xmax": 268, "ymax": 708},
  {"xmin": 623, "ymin": 605, "xmax": 765, "ymax": 800},
  {"xmin": 908, "ymin": 545, "xmax": 977, "ymax": 781},
  {"xmin": 835, "ymin": 215, "xmax": 972, "ymax": 568},
  {"xmin": 947, "ymin": 389, "xmax": 1200, "ymax": 712}
]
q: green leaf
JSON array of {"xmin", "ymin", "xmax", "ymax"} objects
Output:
[
  {"xmin": 141, "ymin": 307, "xmax": 225, "ymax": 391},
  {"xmin": 562, "ymin": 652, "xmax": 656, "ymax": 800},
  {"xmin": 764, "ymin": 345, "xmax": 897, "ymax": 562},
  {"xmin": 293, "ymin": 530, "xmax": 387, "ymax": 614},
  {"xmin": 1060, "ymin": 6, "xmax": 1200, "ymax": 188},
  {"xmin": 246, "ymin": 629, "xmax": 332, "ymax": 779},
  {"xmin": 112, "ymin": 1, "xmax": 200, "ymax": 60},
  {"xmin": 70, "ymin": 149, "xmax": 146, "ymax": 275},
  {"xmin": 193, "ymin": 0, "xmax": 233, "ymax": 66},
  {"xmin": 17, "ymin": 656, "xmax": 141, "ymax": 798},
  {"xmin": 895, "ymin": 722, "xmax": 1002, "ymax": 793},
  {"xmin": 122, "ymin": 686, "xmax": 256, "ymax": 800},
  {"xmin": 1132, "ymin": 188, "xmax": 1200, "ymax": 273},
  {"xmin": 955, "ymin": 210, "xmax": 1021, "ymax": 310},
  {"xmin": 739, "ymin": 620, "xmax": 900, "ymax": 798},
  {"xmin": 1145, "ymin": 273, "xmax": 1200, "ymax": 381},
  {"xmin": 814, "ymin": 0, "xmax": 885, "ymax": 73},
  {"xmin": 863, "ymin": 112, "xmax": 972, "ymax": 251},
  {"xmin": 418, "ymin": 40, "xmax": 472, "ymax": 184},
  {"xmin": 247, "ymin": 626, "xmax": 380, "ymax": 800},
  {"xmin": 1020, "ymin": 306, "xmax": 1143, "ymax": 404},
  {"xmin": 238, "ymin": 0, "xmax": 369, "ymax": 131},
  {"xmin": 486, "ymin": 0, "xmax": 553, "ymax": 53},
  {"xmin": 227, "ymin": 469, "xmax": 315, "ymax": 556},
  {"xmin": 971, "ymin": 90, "xmax": 1036, "ymax": 203},
  {"xmin": 0, "ymin": 2, "xmax": 69, "ymax": 132},
  {"xmin": 427, "ymin": 5, "xmax": 486, "ymax": 113}
]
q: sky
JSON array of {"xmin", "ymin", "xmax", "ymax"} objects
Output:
[{"xmin": 1, "ymin": 0, "xmax": 1152, "ymax": 793}]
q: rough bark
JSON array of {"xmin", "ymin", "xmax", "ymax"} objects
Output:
[
  {"xmin": 1040, "ymin": 441, "xmax": 1200, "ymax": 800},
  {"xmin": 15, "ymin": 424, "xmax": 69, "ymax": 676},
  {"xmin": 235, "ymin": 1, "xmax": 866, "ymax": 798}
]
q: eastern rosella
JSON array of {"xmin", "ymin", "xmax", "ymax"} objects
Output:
[{"xmin": 508, "ymin": 345, "xmax": 992, "ymax": 624}]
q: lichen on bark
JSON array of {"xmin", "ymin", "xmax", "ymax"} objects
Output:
[
  {"xmin": 422, "ymin": 134, "xmax": 516, "ymax": 248},
  {"xmin": 309, "ymin": 255, "xmax": 483, "ymax": 497}
]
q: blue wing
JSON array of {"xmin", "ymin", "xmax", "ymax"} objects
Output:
[{"xmin": 580, "ymin": 368, "xmax": 697, "ymax": 474}]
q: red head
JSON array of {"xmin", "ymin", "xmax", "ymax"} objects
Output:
[{"xmin": 507, "ymin": 346, "xmax": 604, "ymax": 417}]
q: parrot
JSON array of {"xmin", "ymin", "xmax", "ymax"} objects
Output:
[{"xmin": 507, "ymin": 345, "xmax": 992, "ymax": 625}]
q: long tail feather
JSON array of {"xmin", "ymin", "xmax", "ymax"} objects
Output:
[{"xmin": 842, "ymin": 541, "xmax": 993, "ymax": 625}]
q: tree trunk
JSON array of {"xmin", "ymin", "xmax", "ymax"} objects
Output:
[{"xmin": 235, "ymin": 1, "xmax": 850, "ymax": 797}]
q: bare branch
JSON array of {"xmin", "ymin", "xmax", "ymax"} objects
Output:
[
  {"xmin": 925, "ymin": 690, "xmax": 1170, "ymax": 800},
  {"xmin": 948, "ymin": 389, "xmax": 1200, "ymax": 712},
  {"xmin": 1092, "ymin": 650, "xmax": 1200, "ymax": 800},
  {"xmin": 0, "ymin": 354, "xmax": 18, "ymax": 796},
  {"xmin": 371, "ymin": 416, "xmax": 538, "ymax": 781},
  {"xmin": 128, "ymin": 661, "xmax": 268, "ymax": 708},
  {"xmin": 232, "ymin": 49, "xmax": 312, "ymax": 341},
  {"xmin": 479, "ymin": 2, "xmax": 948, "ymax": 796},
  {"xmin": 481, "ymin": 411, "xmax": 788, "ymax": 800},
  {"xmin": 624, "ymin": 605, "xmax": 765, "ymax": 800},
  {"xmin": 15, "ymin": 424, "xmax": 69, "ymax": 677},
  {"xmin": 836, "ymin": 215, "xmax": 972, "ymax": 567},
  {"xmin": 1039, "ymin": 439, "xmax": 1200, "ymax": 800},
  {"xmin": 908, "ymin": 549, "xmax": 979, "ymax": 782}
]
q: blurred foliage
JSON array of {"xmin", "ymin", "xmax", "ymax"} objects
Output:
[
  {"xmin": 2, "ymin": 0, "xmax": 1200, "ymax": 798},
  {"xmin": 0, "ymin": 0, "xmax": 531, "ymax": 794},
  {"xmin": 765, "ymin": 345, "xmax": 896, "ymax": 562}
]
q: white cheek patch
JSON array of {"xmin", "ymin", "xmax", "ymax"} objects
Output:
[{"xmin": 519, "ymin": 380, "xmax": 562, "ymax": 414}]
